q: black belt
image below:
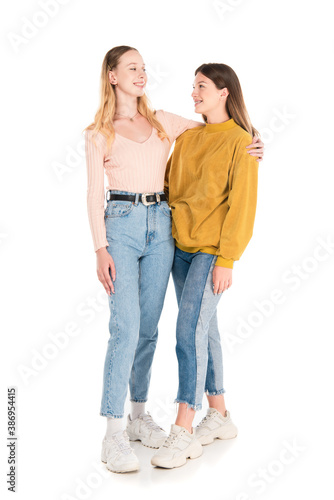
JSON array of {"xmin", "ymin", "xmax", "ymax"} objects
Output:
[{"xmin": 106, "ymin": 191, "xmax": 167, "ymax": 206}]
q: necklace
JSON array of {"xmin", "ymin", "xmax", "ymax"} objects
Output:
[{"xmin": 115, "ymin": 111, "xmax": 139, "ymax": 122}]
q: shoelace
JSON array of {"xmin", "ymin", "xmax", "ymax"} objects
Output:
[
  {"xmin": 111, "ymin": 430, "xmax": 132, "ymax": 457},
  {"xmin": 140, "ymin": 412, "xmax": 165, "ymax": 432},
  {"xmin": 163, "ymin": 429, "xmax": 185, "ymax": 449},
  {"xmin": 198, "ymin": 410, "xmax": 227, "ymax": 428},
  {"xmin": 197, "ymin": 412, "xmax": 215, "ymax": 427}
]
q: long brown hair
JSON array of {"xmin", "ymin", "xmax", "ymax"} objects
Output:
[
  {"xmin": 84, "ymin": 45, "xmax": 169, "ymax": 148},
  {"xmin": 195, "ymin": 63, "xmax": 259, "ymax": 137}
]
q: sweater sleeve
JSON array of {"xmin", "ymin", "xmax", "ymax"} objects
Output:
[
  {"xmin": 84, "ymin": 129, "xmax": 109, "ymax": 253},
  {"xmin": 216, "ymin": 135, "xmax": 259, "ymax": 268},
  {"xmin": 156, "ymin": 110, "xmax": 202, "ymax": 142}
]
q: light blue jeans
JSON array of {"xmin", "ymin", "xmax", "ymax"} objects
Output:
[
  {"xmin": 172, "ymin": 247, "xmax": 226, "ymax": 411},
  {"xmin": 100, "ymin": 190, "xmax": 175, "ymax": 418}
]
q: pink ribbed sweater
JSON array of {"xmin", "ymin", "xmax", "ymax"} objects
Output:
[{"xmin": 84, "ymin": 110, "xmax": 201, "ymax": 252}]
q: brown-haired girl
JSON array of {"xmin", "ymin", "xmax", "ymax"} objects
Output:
[{"xmin": 152, "ymin": 63, "xmax": 260, "ymax": 469}]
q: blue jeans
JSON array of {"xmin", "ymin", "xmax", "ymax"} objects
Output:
[
  {"xmin": 172, "ymin": 247, "xmax": 226, "ymax": 411},
  {"xmin": 100, "ymin": 190, "xmax": 175, "ymax": 418}
]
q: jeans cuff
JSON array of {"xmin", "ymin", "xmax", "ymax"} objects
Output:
[
  {"xmin": 129, "ymin": 399, "xmax": 147, "ymax": 403},
  {"xmin": 100, "ymin": 412, "xmax": 123, "ymax": 418},
  {"xmin": 174, "ymin": 399, "xmax": 202, "ymax": 411},
  {"xmin": 205, "ymin": 388, "xmax": 226, "ymax": 396}
]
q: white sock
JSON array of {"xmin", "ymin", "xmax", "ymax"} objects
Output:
[
  {"xmin": 130, "ymin": 401, "xmax": 146, "ymax": 420},
  {"xmin": 105, "ymin": 417, "xmax": 124, "ymax": 439}
]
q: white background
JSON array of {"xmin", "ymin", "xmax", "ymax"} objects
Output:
[{"xmin": 1, "ymin": 0, "xmax": 333, "ymax": 498}]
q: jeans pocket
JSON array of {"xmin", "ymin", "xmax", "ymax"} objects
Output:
[
  {"xmin": 157, "ymin": 201, "xmax": 172, "ymax": 218},
  {"xmin": 105, "ymin": 200, "xmax": 134, "ymax": 218}
]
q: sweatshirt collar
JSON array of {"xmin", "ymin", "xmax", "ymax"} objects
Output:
[{"xmin": 204, "ymin": 118, "xmax": 237, "ymax": 133}]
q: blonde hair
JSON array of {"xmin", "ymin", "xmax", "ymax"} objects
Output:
[
  {"xmin": 195, "ymin": 63, "xmax": 259, "ymax": 137},
  {"xmin": 83, "ymin": 45, "xmax": 169, "ymax": 148}
]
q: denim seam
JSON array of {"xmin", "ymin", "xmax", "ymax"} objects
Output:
[
  {"xmin": 205, "ymin": 341, "xmax": 216, "ymax": 393},
  {"xmin": 104, "ymin": 294, "xmax": 120, "ymax": 415},
  {"xmin": 202, "ymin": 258, "xmax": 224, "ymax": 396},
  {"xmin": 130, "ymin": 264, "xmax": 142, "ymax": 399}
]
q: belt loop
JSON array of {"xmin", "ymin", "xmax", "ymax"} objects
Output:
[{"xmin": 134, "ymin": 193, "xmax": 140, "ymax": 206}]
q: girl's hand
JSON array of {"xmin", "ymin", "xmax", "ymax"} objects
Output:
[
  {"xmin": 246, "ymin": 135, "xmax": 264, "ymax": 162},
  {"xmin": 96, "ymin": 247, "xmax": 116, "ymax": 295},
  {"xmin": 212, "ymin": 266, "xmax": 232, "ymax": 295}
]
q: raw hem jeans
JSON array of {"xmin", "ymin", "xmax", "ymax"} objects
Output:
[
  {"xmin": 100, "ymin": 190, "xmax": 174, "ymax": 418},
  {"xmin": 172, "ymin": 247, "xmax": 226, "ymax": 411}
]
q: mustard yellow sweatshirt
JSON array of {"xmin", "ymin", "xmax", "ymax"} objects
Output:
[{"xmin": 164, "ymin": 118, "xmax": 259, "ymax": 268}]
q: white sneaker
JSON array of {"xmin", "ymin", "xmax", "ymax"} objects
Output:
[
  {"xmin": 195, "ymin": 408, "xmax": 238, "ymax": 445},
  {"xmin": 126, "ymin": 412, "xmax": 167, "ymax": 449},
  {"xmin": 101, "ymin": 430, "xmax": 139, "ymax": 473},
  {"xmin": 151, "ymin": 424, "xmax": 203, "ymax": 469}
]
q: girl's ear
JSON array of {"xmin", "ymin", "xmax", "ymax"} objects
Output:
[
  {"xmin": 220, "ymin": 87, "xmax": 229, "ymax": 99},
  {"xmin": 108, "ymin": 70, "xmax": 117, "ymax": 85}
]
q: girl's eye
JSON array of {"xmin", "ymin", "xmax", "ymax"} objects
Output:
[{"xmin": 130, "ymin": 68, "xmax": 136, "ymax": 70}]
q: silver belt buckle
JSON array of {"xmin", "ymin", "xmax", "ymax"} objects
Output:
[{"xmin": 142, "ymin": 192, "xmax": 160, "ymax": 206}]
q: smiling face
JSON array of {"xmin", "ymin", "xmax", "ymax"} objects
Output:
[
  {"xmin": 191, "ymin": 72, "xmax": 229, "ymax": 116},
  {"xmin": 108, "ymin": 49, "xmax": 147, "ymax": 97}
]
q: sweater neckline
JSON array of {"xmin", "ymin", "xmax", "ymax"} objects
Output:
[
  {"xmin": 204, "ymin": 118, "xmax": 237, "ymax": 133},
  {"xmin": 115, "ymin": 126, "xmax": 154, "ymax": 145}
]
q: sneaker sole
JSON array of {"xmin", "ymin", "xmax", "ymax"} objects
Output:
[
  {"xmin": 101, "ymin": 452, "xmax": 140, "ymax": 471},
  {"xmin": 197, "ymin": 426, "xmax": 238, "ymax": 445},
  {"xmin": 151, "ymin": 442, "xmax": 203, "ymax": 469},
  {"xmin": 105, "ymin": 462, "xmax": 140, "ymax": 473},
  {"xmin": 102, "ymin": 455, "xmax": 140, "ymax": 473},
  {"xmin": 126, "ymin": 430, "xmax": 165, "ymax": 449}
]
